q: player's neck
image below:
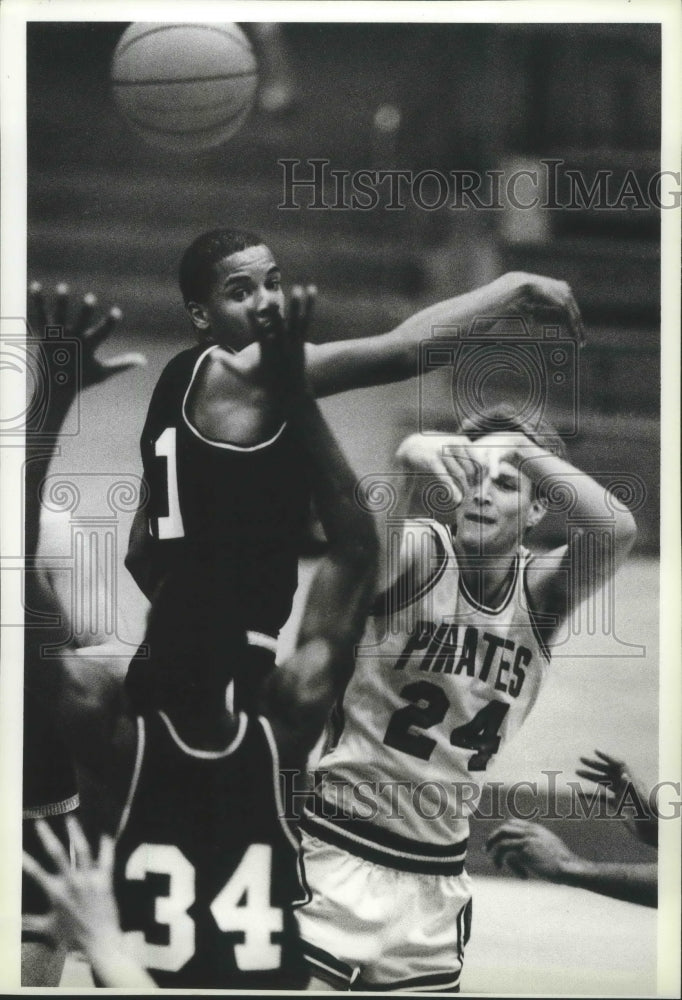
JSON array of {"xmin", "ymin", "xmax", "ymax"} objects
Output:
[{"xmin": 456, "ymin": 548, "xmax": 517, "ymax": 606}]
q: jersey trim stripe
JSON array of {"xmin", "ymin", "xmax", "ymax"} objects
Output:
[
  {"xmin": 302, "ymin": 799, "xmax": 467, "ymax": 875},
  {"xmin": 357, "ymin": 968, "xmax": 462, "ymax": 992},
  {"xmin": 300, "ymin": 941, "xmax": 358, "ymax": 988},
  {"xmin": 181, "ymin": 344, "xmax": 286, "ymax": 451},
  {"xmin": 457, "ymin": 551, "xmax": 520, "ymax": 614},
  {"xmin": 247, "ymin": 630, "xmax": 278, "ymax": 654},
  {"xmin": 158, "ymin": 709, "xmax": 248, "ymax": 758},
  {"xmin": 371, "ymin": 521, "xmax": 449, "ymax": 617},
  {"xmin": 258, "ymin": 715, "xmax": 300, "ymax": 853},
  {"xmin": 522, "ymin": 556, "xmax": 554, "ymax": 662},
  {"xmin": 116, "ymin": 716, "xmax": 145, "ymax": 839},
  {"xmin": 22, "ymin": 793, "xmax": 80, "ymax": 820}
]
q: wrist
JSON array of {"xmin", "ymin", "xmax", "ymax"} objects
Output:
[{"xmin": 559, "ymin": 855, "xmax": 592, "ymax": 887}]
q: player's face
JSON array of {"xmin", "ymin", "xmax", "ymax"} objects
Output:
[
  {"xmin": 453, "ymin": 433, "xmax": 540, "ymax": 556},
  {"xmin": 191, "ymin": 244, "xmax": 285, "ymax": 349}
]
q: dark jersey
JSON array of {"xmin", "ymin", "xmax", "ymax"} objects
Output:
[
  {"xmin": 113, "ymin": 710, "xmax": 307, "ymax": 990},
  {"xmin": 128, "ymin": 344, "xmax": 310, "ymax": 708}
]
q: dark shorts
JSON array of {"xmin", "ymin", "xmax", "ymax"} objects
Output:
[{"xmin": 23, "ymin": 691, "xmax": 79, "ymax": 819}]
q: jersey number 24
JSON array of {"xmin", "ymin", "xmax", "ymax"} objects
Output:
[{"xmin": 383, "ymin": 679, "xmax": 509, "ymax": 771}]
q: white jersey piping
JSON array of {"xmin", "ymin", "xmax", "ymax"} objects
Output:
[{"xmin": 181, "ymin": 344, "xmax": 286, "ymax": 451}]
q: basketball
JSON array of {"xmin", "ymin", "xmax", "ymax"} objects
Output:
[{"xmin": 111, "ymin": 22, "xmax": 258, "ymax": 152}]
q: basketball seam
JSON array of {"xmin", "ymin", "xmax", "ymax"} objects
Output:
[
  {"xmin": 113, "ymin": 23, "xmax": 254, "ymax": 62},
  {"xmin": 121, "ymin": 103, "xmax": 252, "ymax": 136},
  {"xmin": 112, "ymin": 70, "xmax": 256, "ymax": 86}
]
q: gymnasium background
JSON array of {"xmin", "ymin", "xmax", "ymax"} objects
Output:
[{"xmin": 22, "ymin": 17, "xmax": 668, "ymax": 995}]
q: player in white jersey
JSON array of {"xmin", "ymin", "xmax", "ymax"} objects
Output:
[{"xmin": 296, "ymin": 408, "xmax": 637, "ymax": 992}]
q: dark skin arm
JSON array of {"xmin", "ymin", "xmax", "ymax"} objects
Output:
[
  {"xmin": 256, "ymin": 292, "xmax": 379, "ymax": 764},
  {"xmin": 125, "ymin": 270, "xmax": 584, "ymax": 584},
  {"xmin": 24, "ymin": 283, "xmax": 144, "ymax": 815}
]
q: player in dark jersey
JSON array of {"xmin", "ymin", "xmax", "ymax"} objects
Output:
[
  {"xmin": 23, "ymin": 298, "xmax": 379, "ymax": 988},
  {"xmin": 125, "ymin": 228, "xmax": 586, "ymax": 709},
  {"xmin": 22, "ymin": 282, "xmax": 145, "ymax": 986}
]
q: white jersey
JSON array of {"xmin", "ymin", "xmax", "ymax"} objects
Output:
[{"xmin": 303, "ymin": 519, "xmax": 551, "ymax": 873}]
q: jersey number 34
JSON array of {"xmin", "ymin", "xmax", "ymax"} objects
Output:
[{"xmin": 125, "ymin": 842, "xmax": 282, "ymax": 973}]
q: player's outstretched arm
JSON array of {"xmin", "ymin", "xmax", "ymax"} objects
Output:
[
  {"xmin": 22, "ymin": 817, "xmax": 154, "ymax": 987},
  {"xmin": 25, "ymin": 282, "xmax": 145, "ymax": 554},
  {"xmin": 259, "ymin": 292, "xmax": 379, "ymax": 755},
  {"xmin": 576, "ymin": 749, "xmax": 658, "ymax": 847},
  {"xmin": 486, "ymin": 819, "xmax": 657, "ymax": 908},
  {"xmin": 24, "ymin": 283, "xmax": 141, "ymax": 783},
  {"xmin": 304, "ymin": 272, "xmax": 584, "ymax": 397}
]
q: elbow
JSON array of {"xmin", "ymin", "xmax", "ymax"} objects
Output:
[{"xmin": 614, "ymin": 509, "xmax": 637, "ymax": 559}]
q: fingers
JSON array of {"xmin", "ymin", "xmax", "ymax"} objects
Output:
[
  {"xmin": 33, "ymin": 819, "xmax": 71, "ymax": 875},
  {"xmin": 505, "ymin": 853, "xmax": 529, "ymax": 879},
  {"xmin": 485, "ymin": 821, "xmax": 532, "ymax": 851},
  {"xmin": 73, "ymin": 293, "xmax": 98, "ymax": 338},
  {"xmin": 287, "ymin": 285, "xmax": 303, "ymax": 335},
  {"xmin": 53, "ymin": 283, "xmax": 70, "ymax": 330},
  {"xmin": 297, "ymin": 284, "xmax": 317, "ymax": 340},
  {"xmin": 286, "ymin": 284, "xmax": 317, "ymax": 340},
  {"xmin": 21, "ymin": 913, "xmax": 54, "ymax": 941},
  {"xmin": 83, "ymin": 306, "xmax": 123, "ymax": 350},
  {"xmin": 65, "ymin": 815, "xmax": 93, "ymax": 869},
  {"xmin": 97, "ymin": 833, "xmax": 116, "ymax": 876},
  {"xmin": 28, "ymin": 281, "xmax": 47, "ymax": 333},
  {"xmin": 93, "ymin": 352, "xmax": 147, "ymax": 380},
  {"xmin": 22, "ymin": 848, "xmax": 52, "ymax": 889},
  {"xmin": 593, "ymin": 748, "xmax": 625, "ymax": 768}
]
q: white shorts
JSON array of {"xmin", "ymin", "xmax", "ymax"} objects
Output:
[{"xmin": 295, "ymin": 829, "xmax": 473, "ymax": 992}]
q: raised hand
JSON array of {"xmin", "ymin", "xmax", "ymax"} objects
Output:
[
  {"xmin": 495, "ymin": 271, "xmax": 586, "ymax": 345},
  {"xmin": 576, "ymin": 749, "xmax": 658, "ymax": 847},
  {"xmin": 28, "ymin": 281, "xmax": 146, "ymax": 391},
  {"xmin": 22, "ymin": 816, "xmax": 153, "ymax": 986},
  {"xmin": 395, "ymin": 432, "xmax": 475, "ymax": 509},
  {"xmin": 22, "ymin": 816, "xmax": 120, "ymax": 950},
  {"xmin": 485, "ymin": 819, "xmax": 578, "ymax": 881},
  {"xmin": 255, "ymin": 283, "xmax": 316, "ymax": 411}
]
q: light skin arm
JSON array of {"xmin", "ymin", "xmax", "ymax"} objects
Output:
[
  {"xmin": 22, "ymin": 817, "xmax": 154, "ymax": 987},
  {"xmin": 257, "ymin": 295, "xmax": 379, "ymax": 759},
  {"xmin": 304, "ymin": 271, "xmax": 584, "ymax": 397},
  {"xmin": 486, "ymin": 820, "xmax": 657, "ymax": 908},
  {"xmin": 492, "ymin": 435, "xmax": 637, "ymax": 618}
]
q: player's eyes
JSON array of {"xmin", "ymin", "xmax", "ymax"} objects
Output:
[
  {"xmin": 267, "ymin": 277, "xmax": 281, "ymax": 290},
  {"xmin": 229, "ymin": 287, "xmax": 249, "ymax": 302}
]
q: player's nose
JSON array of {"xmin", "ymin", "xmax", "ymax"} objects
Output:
[{"xmin": 254, "ymin": 285, "xmax": 280, "ymax": 314}]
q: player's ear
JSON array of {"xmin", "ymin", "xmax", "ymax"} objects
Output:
[{"xmin": 186, "ymin": 300, "xmax": 211, "ymax": 335}]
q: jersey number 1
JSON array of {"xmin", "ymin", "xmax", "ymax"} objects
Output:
[{"xmin": 154, "ymin": 427, "xmax": 185, "ymax": 539}]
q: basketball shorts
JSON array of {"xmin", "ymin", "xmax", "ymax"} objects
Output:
[
  {"xmin": 22, "ymin": 815, "xmax": 73, "ymax": 939},
  {"xmin": 23, "ymin": 692, "xmax": 79, "ymax": 820},
  {"xmin": 295, "ymin": 830, "xmax": 473, "ymax": 992}
]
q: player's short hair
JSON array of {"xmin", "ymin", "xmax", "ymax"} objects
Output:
[
  {"xmin": 178, "ymin": 228, "xmax": 266, "ymax": 305},
  {"xmin": 457, "ymin": 405, "xmax": 567, "ymax": 462}
]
